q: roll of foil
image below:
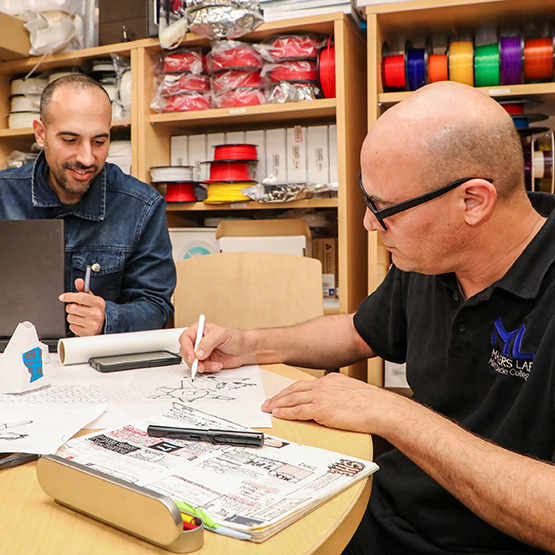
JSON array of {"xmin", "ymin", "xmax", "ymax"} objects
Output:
[
  {"xmin": 187, "ymin": 2, "xmax": 263, "ymax": 40},
  {"xmin": 266, "ymin": 81, "xmax": 322, "ymax": 104}
]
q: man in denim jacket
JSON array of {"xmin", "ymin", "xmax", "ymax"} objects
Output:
[{"xmin": 0, "ymin": 74, "xmax": 176, "ymax": 336}]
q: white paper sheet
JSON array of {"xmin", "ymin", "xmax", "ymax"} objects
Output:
[
  {"xmin": 0, "ymin": 404, "xmax": 103, "ymax": 454},
  {"xmin": 0, "ymin": 357, "xmax": 272, "ymax": 429}
]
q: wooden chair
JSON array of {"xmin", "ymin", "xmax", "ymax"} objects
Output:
[{"xmin": 174, "ymin": 251, "xmax": 324, "ymax": 331}]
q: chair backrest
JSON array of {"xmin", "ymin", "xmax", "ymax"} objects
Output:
[{"xmin": 174, "ymin": 251, "xmax": 324, "ymax": 330}]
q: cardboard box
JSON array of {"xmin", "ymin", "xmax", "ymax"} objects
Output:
[
  {"xmin": 286, "ymin": 126, "xmax": 307, "ymax": 184},
  {"xmin": 225, "ymin": 131, "xmax": 245, "ymax": 144},
  {"xmin": 168, "ymin": 228, "xmax": 219, "ymax": 261},
  {"xmin": 170, "ymin": 135, "xmax": 189, "ymax": 166},
  {"xmin": 188, "ymin": 134, "xmax": 207, "ymax": 182},
  {"xmin": 265, "ymin": 128, "xmax": 287, "ymax": 184},
  {"xmin": 217, "ymin": 219, "xmax": 311, "ymax": 257},
  {"xmin": 307, "ymin": 125, "xmax": 329, "ymax": 184},
  {"xmin": 329, "ymin": 124, "xmax": 338, "ymax": 184},
  {"xmin": 245, "ymin": 130, "xmax": 266, "ymax": 182},
  {"xmin": 312, "ymin": 238, "xmax": 338, "ymax": 298},
  {"xmin": 99, "ymin": 0, "xmax": 154, "ymax": 45}
]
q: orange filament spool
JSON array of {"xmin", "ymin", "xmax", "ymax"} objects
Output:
[
  {"xmin": 428, "ymin": 53, "xmax": 448, "ymax": 82},
  {"xmin": 524, "ymin": 38, "xmax": 554, "ymax": 81}
]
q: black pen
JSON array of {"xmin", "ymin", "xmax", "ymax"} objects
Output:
[{"xmin": 147, "ymin": 425, "xmax": 264, "ymax": 447}]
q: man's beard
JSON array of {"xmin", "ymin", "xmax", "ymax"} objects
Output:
[{"xmin": 56, "ymin": 161, "xmax": 100, "ymax": 195}]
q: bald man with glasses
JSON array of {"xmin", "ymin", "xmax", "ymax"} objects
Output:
[{"xmin": 179, "ymin": 81, "xmax": 555, "ymax": 554}]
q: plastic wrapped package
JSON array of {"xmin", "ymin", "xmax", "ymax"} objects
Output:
[
  {"xmin": 265, "ymin": 81, "xmax": 322, "ymax": 103},
  {"xmin": 186, "ymin": 0, "xmax": 263, "ymax": 40},
  {"xmin": 157, "ymin": 72, "xmax": 211, "ymax": 96},
  {"xmin": 207, "ymin": 40, "xmax": 263, "ymax": 73},
  {"xmin": 5, "ymin": 150, "xmax": 39, "ymax": 168},
  {"xmin": 119, "ymin": 70, "xmax": 132, "ymax": 112},
  {"xmin": 10, "ymin": 94, "xmax": 41, "ymax": 111},
  {"xmin": 10, "ymin": 75, "xmax": 48, "ymax": 96},
  {"xmin": 161, "ymin": 48, "xmax": 205, "ymax": 73},
  {"xmin": 155, "ymin": 91, "xmax": 213, "ymax": 112},
  {"xmin": 260, "ymin": 33, "xmax": 325, "ymax": 62},
  {"xmin": 210, "ymin": 69, "xmax": 261, "ymax": 90},
  {"xmin": 158, "ymin": 0, "xmax": 188, "ymax": 49},
  {"xmin": 212, "ymin": 87, "xmax": 265, "ymax": 108},
  {"xmin": 242, "ymin": 182, "xmax": 338, "ymax": 203},
  {"xmin": 262, "ymin": 60, "xmax": 318, "ymax": 82}
]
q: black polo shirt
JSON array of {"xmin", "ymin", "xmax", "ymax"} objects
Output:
[{"xmin": 354, "ymin": 192, "xmax": 555, "ymax": 554}]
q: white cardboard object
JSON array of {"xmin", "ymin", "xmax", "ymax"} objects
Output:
[{"xmin": 0, "ymin": 321, "xmax": 50, "ymax": 394}]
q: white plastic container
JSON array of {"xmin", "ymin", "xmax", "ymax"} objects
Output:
[{"xmin": 8, "ymin": 111, "xmax": 39, "ymax": 129}]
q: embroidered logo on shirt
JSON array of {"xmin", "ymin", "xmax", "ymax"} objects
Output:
[{"xmin": 488, "ymin": 318, "xmax": 535, "ymax": 380}]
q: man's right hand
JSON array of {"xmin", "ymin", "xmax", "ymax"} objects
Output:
[{"xmin": 179, "ymin": 321, "xmax": 249, "ymax": 374}]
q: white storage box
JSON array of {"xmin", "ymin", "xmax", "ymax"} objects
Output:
[
  {"xmin": 216, "ymin": 219, "xmax": 311, "ymax": 257},
  {"xmin": 168, "ymin": 228, "xmax": 219, "ymax": 261}
]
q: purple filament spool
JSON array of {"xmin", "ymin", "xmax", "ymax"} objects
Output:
[{"xmin": 500, "ymin": 37, "xmax": 523, "ymax": 85}]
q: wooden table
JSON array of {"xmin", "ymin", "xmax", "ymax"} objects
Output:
[{"xmin": 0, "ymin": 364, "xmax": 373, "ymax": 555}]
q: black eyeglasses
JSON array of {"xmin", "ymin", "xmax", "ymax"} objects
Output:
[{"xmin": 358, "ymin": 174, "xmax": 493, "ymax": 231}]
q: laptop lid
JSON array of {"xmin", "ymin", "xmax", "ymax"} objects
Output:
[{"xmin": 0, "ymin": 220, "xmax": 66, "ymax": 342}]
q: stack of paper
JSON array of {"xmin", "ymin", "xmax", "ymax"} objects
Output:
[
  {"xmin": 56, "ymin": 403, "xmax": 378, "ymax": 542},
  {"xmin": 261, "ymin": 0, "xmax": 362, "ymax": 26}
]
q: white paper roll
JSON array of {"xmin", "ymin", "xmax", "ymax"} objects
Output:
[{"xmin": 58, "ymin": 327, "xmax": 187, "ymax": 365}]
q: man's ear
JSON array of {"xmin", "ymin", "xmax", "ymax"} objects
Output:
[
  {"xmin": 462, "ymin": 179, "xmax": 497, "ymax": 226},
  {"xmin": 33, "ymin": 119, "xmax": 45, "ymax": 148}
]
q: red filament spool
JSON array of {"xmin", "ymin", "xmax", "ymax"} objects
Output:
[
  {"xmin": 270, "ymin": 61, "xmax": 318, "ymax": 82},
  {"xmin": 163, "ymin": 50, "xmax": 204, "ymax": 73},
  {"xmin": 211, "ymin": 70, "xmax": 261, "ymax": 91},
  {"xmin": 163, "ymin": 93, "xmax": 211, "ymax": 112},
  {"xmin": 318, "ymin": 38, "xmax": 336, "ymax": 98},
  {"xmin": 165, "ymin": 182, "xmax": 196, "ymax": 202},
  {"xmin": 207, "ymin": 161, "xmax": 252, "ymax": 182},
  {"xmin": 270, "ymin": 35, "xmax": 319, "ymax": 60},
  {"xmin": 213, "ymin": 144, "xmax": 258, "ymax": 161}
]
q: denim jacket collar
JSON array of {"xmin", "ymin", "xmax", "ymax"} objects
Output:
[{"xmin": 31, "ymin": 150, "xmax": 107, "ymax": 221}]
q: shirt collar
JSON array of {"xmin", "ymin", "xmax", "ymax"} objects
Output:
[
  {"xmin": 493, "ymin": 192, "xmax": 555, "ymax": 299},
  {"xmin": 31, "ymin": 150, "xmax": 107, "ymax": 221},
  {"xmin": 437, "ymin": 192, "xmax": 555, "ymax": 301}
]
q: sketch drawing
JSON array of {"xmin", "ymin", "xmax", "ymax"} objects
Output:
[
  {"xmin": 0, "ymin": 420, "xmax": 32, "ymax": 440},
  {"xmin": 149, "ymin": 375, "xmax": 257, "ymax": 404}
]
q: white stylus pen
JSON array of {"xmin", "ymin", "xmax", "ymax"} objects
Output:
[{"xmin": 190, "ymin": 314, "xmax": 205, "ymax": 381}]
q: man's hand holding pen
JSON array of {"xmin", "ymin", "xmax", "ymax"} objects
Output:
[{"xmin": 59, "ymin": 263, "xmax": 106, "ymax": 336}]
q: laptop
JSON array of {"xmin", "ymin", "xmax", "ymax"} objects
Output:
[{"xmin": 0, "ymin": 220, "xmax": 67, "ymax": 351}]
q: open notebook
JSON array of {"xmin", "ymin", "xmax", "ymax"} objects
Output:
[{"xmin": 0, "ymin": 219, "xmax": 66, "ymax": 351}]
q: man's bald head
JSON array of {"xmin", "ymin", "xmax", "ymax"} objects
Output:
[{"xmin": 364, "ymin": 82, "xmax": 525, "ymax": 199}]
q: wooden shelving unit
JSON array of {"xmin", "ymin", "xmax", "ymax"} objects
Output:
[
  {"xmin": 364, "ymin": 0, "xmax": 555, "ymax": 385},
  {"xmin": 0, "ymin": 13, "xmax": 369, "ymax": 380}
]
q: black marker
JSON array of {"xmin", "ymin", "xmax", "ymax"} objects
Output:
[{"xmin": 147, "ymin": 425, "xmax": 264, "ymax": 447}]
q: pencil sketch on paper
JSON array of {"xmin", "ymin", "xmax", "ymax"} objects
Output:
[
  {"xmin": 0, "ymin": 420, "xmax": 32, "ymax": 440},
  {"xmin": 149, "ymin": 375, "xmax": 258, "ymax": 404},
  {"xmin": 0, "ymin": 385, "xmax": 108, "ymax": 405}
]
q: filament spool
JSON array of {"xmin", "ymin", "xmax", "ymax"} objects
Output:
[
  {"xmin": 428, "ymin": 53, "xmax": 448, "ymax": 83},
  {"xmin": 213, "ymin": 144, "xmax": 258, "ymax": 161},
  {"xmin": 474, "ymin": 43, "xmax": 500, "ymax": 87},
  {"xmin": 499, "ymin": 36, "xmax": 523, "ymax": 85},
  {"xmin": 449, "ymin": 41, "xmax": 474, "ymax": 86},
  {"xmin": 523, "ymin": 37, "xmax": 554, "ymax": 81}
]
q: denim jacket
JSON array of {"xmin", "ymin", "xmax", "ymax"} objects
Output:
[{"xmin": 0, "ymin": 151, "xmax": 176, "ymax": 334}]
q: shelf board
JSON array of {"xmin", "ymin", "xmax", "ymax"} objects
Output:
[
  {"xmin": 150, "ymin": 99, "xmax": 337, "ymax": 131},
  {"xmin": 379, "ymin": 82, "xmax": 555, "ymax": 111},
  {"xmin": 0, "ymin": 127, "xmax": 33, "ymax": 138},
  {"xmin": 165, "ymin": 198, "xmax": 338, "ymax": 211}
]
